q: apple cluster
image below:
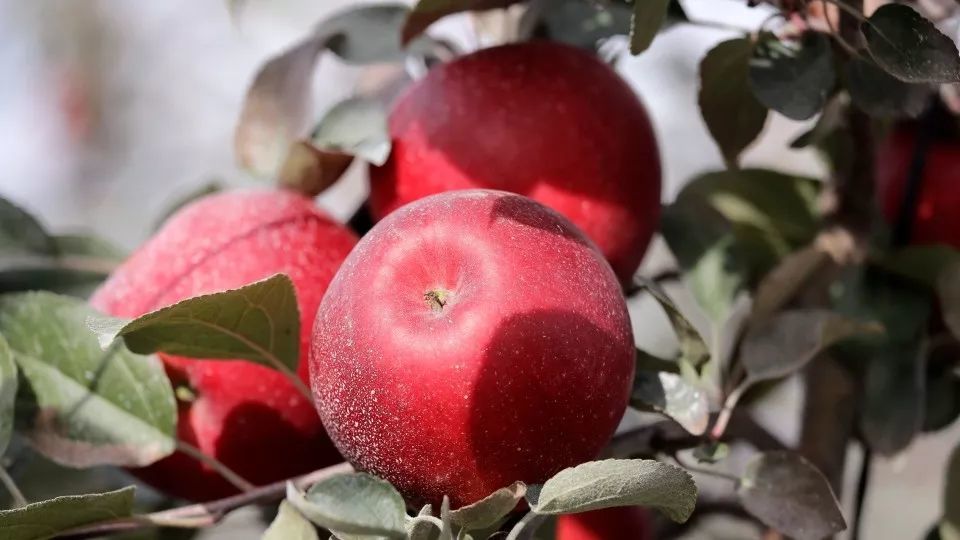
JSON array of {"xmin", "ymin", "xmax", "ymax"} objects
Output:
[{"xmin": 91, "ymin": 42, "xmax": 660, "ymax": 537}]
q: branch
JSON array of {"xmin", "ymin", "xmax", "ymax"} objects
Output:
[{"xmin": 58, "ymin": 462, "xmax": 354, "ymax": 538}]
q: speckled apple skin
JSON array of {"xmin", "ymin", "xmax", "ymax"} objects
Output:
[
  {"xmin": 310, "ymin": 189, "xmax": 635, "ymax": 507},
  {"xmin": 877, "ymin": 127, "xmax": 960, "ymax": 248},
  {"xmin": 90, "ymin": 189, "xmax": 357, "ymax": 501},
  {"xmin": 368, "ymin": 41, "xmax": 662, "ymax": 284},
  {"xmin": 555, "ymin": 506, "xmax": 654, "ymax": 540}
]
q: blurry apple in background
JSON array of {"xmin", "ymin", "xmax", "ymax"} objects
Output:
[
  {"xmin": 369, "ymin": 41, "xmax": 662, "ymax": 284},
  {"xmin": 91, "ymin": 189, "xmax": 357, "ymax": 501},
  {"xmin": 311, "ymin": 189, "xmax": 635, "ymax": 507},
  {"xmin": 555, "ymin": 506, "xmax": 654, "ymax": 540}
]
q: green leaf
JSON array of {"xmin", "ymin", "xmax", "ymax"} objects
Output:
[
  {"xmin": 449, "ymin": 482, "xmax": 524, "ymax": 530},
  {"xmin": 320, "ymin": 3, "xmax": 438, "ymax": 64},
  {"xmin": 699, "ymin": 38, "xmax": 769, "ymax": 167},
  {"xmin": 846, "ymin": 56, "xmax": 931, "ymax": 118},
  {"xmin": 312, "ymin": 97, "xmax": 390, "ymax": 166},
  {"xmin": 741, "ymin": 309, "xmax": 882, "ymax": 384},
  {"xmin": 402, "ymin": 0, "xmax": 524, "ymax": 44},
  {"xmin": 634, "ymin": 279, "xmax": 710, "ymax": 371},
  {"xmin": 0, "ymin": 335, "xmax": 15, "ymax": 457},
  {"xmin": 737, "ymin": 452, "xmax": 846, "ymax": 539},
  {"xmin": 439, "ymin": 496, "xmax": 453, "ymax": 540},
  {"xmin": 263, "ymin": 501, "xmax": 319, "ymax": 540},
  {"xmin": 660, "ymin": 201, "xmax": 745, "ymax": 322},
  {"xmin": 881, "ymin": 244, "xmax": 960, "ymax": 287},
  {"xmin": 749, "ymin": 32, "xmax": 835, "ymax": 121},
  {"xmin": 531, "ymin": 0, "xmax": 632, "ymax": 51},
  {"xmin": 0, "ymin": 196, "xmax": 55, "ymax": 257},
  {"xmin": 287, "ymin": 474, "xmax": 407, "ymax": 537},
  {"xmin": 939, "ymin": 262, "xmax": 960, "ymax": 342},
  {"xmin": 92, "ymin": 274, "xmax": 300, "ymax": 372},
  {"xmin": 693, "ymin": 442, "xmax": 729, "ymax": 464},
  {"xmin": 632, "ymin": 370, "xmax": 709, "ymax": 436},
  {"xmin": 0, "ymin": 486, "xmax": 135, "ymax": 540},
  {"xmin": 0, "ymin": 292, "xmax": 175, "ymax": 467},
  {"xmin": 526, "ymin": 459, "xmax": 697, "ymax": 523},
  {"xmin": 629, "ymin": 0, "xmax": 669, "ymax": 55},
  {"xmin": 862, "ymin": 4, "xmax": 960, "ymax": 83},
  {"xmin": 860, "ymin": 337, "xmax": 926, "ymax": 455}
]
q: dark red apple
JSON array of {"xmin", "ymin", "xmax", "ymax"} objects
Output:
[
  {"xmin": 555, "ymin": 507, "xmax": 654, "ymax": 540},
  {"xmin": 310, "ymin": 189, "xmax": 635, "ymax": 507},
  {"xmin": 877, "ymin": 124, "xmax": 960, "ymax": 247},
  {"xmin": 90, "ymin": 189, "xmax": 357, "ymax": 501},
  {"xmin": 369, "ymin": 41, "xmax": 661, "ymax": 284}
]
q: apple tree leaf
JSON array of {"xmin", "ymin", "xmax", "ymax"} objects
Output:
[{"xmin": 0, "ymin": 486, "xmax": 135, "ymax": 540}]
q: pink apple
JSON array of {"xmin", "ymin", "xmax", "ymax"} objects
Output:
[{"xmin": 310, "ymin": 189, "xmax": 635, "ymax": 507}]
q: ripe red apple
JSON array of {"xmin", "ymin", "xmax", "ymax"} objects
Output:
[
  {"xmin": 310, "ymin": 189, "xmax": 635, "ymax": 507},
  {"xmin": 368, "ymin": 41, "xmax": 661, "ymax": 284},
  {"xmin": 555, "ymin": 506, "xmax": 654, "ymax": 540},
  {"xmin": 877, "ymin": 124, "xmax": 960, "ymax": 247},
  {"xmin": 90, "ymin": 189, "xmax": 357, "ymax": 501}
]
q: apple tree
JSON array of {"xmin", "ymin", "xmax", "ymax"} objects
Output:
[{"xmin": 0, "ymin": 1, "xmax": 959, "ymax": 539}]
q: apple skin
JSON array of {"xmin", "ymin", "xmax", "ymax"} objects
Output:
[
  {"xmin": 555, "ymin": 507, "xmax": 654, "ymax": 540},
  {"xmin": 90, "ymin": 189, "xmax": 357, "ymax": 501},
  {"xmin": 877, "ymin": 125, "xmax": 960, "ymax": 248},
  {"xmin": 368, "ymin": 41, "xmax": 661, "ymax": 284},
  {"xmin": 310, "ymin": 189, "xmax": 635, "ymax": 507}
]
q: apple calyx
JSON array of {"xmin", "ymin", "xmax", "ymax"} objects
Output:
[{"xmin": 424, "ymin": 289, "xmax": 450, "ymax": 313}]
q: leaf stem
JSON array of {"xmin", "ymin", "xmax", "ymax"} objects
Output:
[
  {"xmin": 0, "ymin": 466, "xmax": 27, "ymax": 507},
  {"xmin": 710, "ymin": 382, "xmax": 748, "ymax": 440},
  {"xmin": 59, "ymin": 461, "xmax": 354, "ymax": 538},
  {"xmin": 851, "ymin": 448, "xmax": 872, "ymax": 540},
  {"xmin": 175, "ymin": 441, "xmax": 256, "ymax": 493}
]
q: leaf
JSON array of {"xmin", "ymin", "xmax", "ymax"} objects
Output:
[
  {"xmin": 526, "ymin": 459, "xmax": 697, "ymax": 523},
  {"xmin": 263, "ymin": 501, "xmax": 319, "ymax": 540},
  {"xmin": 634, "ymin": 279, "xmax": 710, "ymax": 371},
  {"xmin": 276, "ymin": 141, "xmax": 354, "ymax": 198},
  {"xmin": 402, "ymin": 0, "xmax": 524, "ymax": 45},
  {"xmin": 312, "ymin": 97, "xmax": 391, "ymax": 166},
  {"xmin": 0, "ymin": 292, "xmax": 175, "ymax": 467},
  {"xmin": 0, "ymin": 195, "xmax": 55, "ymax": 257},
  {"xmin": 737, "ymin": 452, "xmax": 846, "ymax": 539},
  {"xmin": 860, "ymin": 337, "xmax": 926, "ymax": 455},
  {"xmin": 751, "ymin": 244, "xmax": 830, "ymax": 322},
  {"xmin": 0, "ymin": 486, "xmax": 135, "ymax": 540},
  {"xmin": 846, "ymin": 56, "xmax": 931, "ymax": 118},
  {"xmin": 439, "ymin": 496, "xmax": 453, "ymax": 540},
  {"xmin": 660, "ymin": 201, "xmax": 745, "ymax": 322},
  {"xmin": 939, "ymin": 262, "xmax": 960, "ymax": 341},
  {"xmin": 93, "ymin": 274, "xmax": 300, "ymax": 372},
  {"xmin": 749, "ymin": 32, "xmax": 835, "ymax": 120},
  {"xmin": 882, "ymin": 244, "xmax": 960, "ymax": 287},
  {"xmin": 287, "ymin": 474, "xmax": 406, "ymax": 538},
  {"xmin": 407, "ymin": 504, "xmax": 437, "ymax": 540},
  {"xmin": 449, "ymin": 482, "xmax": 525, "ymax": 530},
  {"xmin": 699, "ymin": 38, "xmax": 769, "ymax": 167},
  {"xmin": 632, "ymin": 370, "xmax": 709, "ymax": 436},
  {"xmin": 629, "ymin": 0, "xmax": 669, "ymax": 55},
  {"xmin": 741, "ymin": 309, "xmax": 882, "ymax": 384},
  {"xmin": 0, "ymin": 335, "xmax": 15, "ymax": 457},
  {"xmin": 790, "ymin": 94, "xmax": 846, "ymax": 149},
  {"xmin": 693, "ymin": 442, "xmax": 729, "ymax": 464},
  {"xmin": 319, "ymin": 4, "xmax": 437, "ymax": 65},
  {"xmin": 862, "ymin": 4, "xmax": 960, "ymax": 83},
  {"xmin": 529, "ymin": 0, "xmax": 632, "ymax": 51}
]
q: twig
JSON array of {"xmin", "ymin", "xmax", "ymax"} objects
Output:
[
  {"xmin": 58, "ymin": 462, "xmax": 354, "ymax": 538},
  {"xmin": 175, "ymin": 441, "xmax": 256, "ymax": 493},
  {"xmin": 0, "ymin": 465, "xmax": 27, "ymax": 508},
  {"xmin": 711, "ymin": 382, "xmax": 748, "ymax": 440},
  {"xmin": 851, "ymin": 448, "xmax": 872, "ymax": 540}
]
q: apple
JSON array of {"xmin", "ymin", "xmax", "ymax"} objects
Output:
[
  {"xmin": 555, "ymin": 506, "xmax": 654, "ymax": 540},
  {"xmin": 310, "ymin": 189, "xmax": 635, "ymax": 507},
  {"xmin": 368, "ymin": 41, "xmax": 661, "ymax": 284},
  {"xmin": 877, "ymin": 123, "xmax": 960, "ymax": 247},
  {"xmin": 90, "ymin": 189, "xmax": 357, "ymax": 501}
]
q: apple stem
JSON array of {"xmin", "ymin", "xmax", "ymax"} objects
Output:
[
  {"xmin": 175, "ymin": 440, "xmax": 256, "ymax": 493},
  {"xmin": 424, "ymin": 289, "xmax": 449, "ymax": 312}
]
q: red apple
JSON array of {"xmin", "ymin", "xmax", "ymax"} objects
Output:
[
  {"xmin": 369, "ymin": 41, "xmax": 661, "ymax": 284},
  {"xmin": 877, "ymin": 124, "xmax": 960, "ymax": 247},
  {"xmin": 555, "ymin": 506, "xmax": 654, "ymax": 540},
  {"xmin": 90, "ymin": 189, "xmax": 357, "ymax": 501},
  {"xmin": 310, "ymin": 189, "xmax": 635, "ymax": 507}
]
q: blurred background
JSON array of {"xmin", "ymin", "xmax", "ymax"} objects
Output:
[{"xmin": 0, "ymin": 0, "xmax": 954, "ymax": 538}]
